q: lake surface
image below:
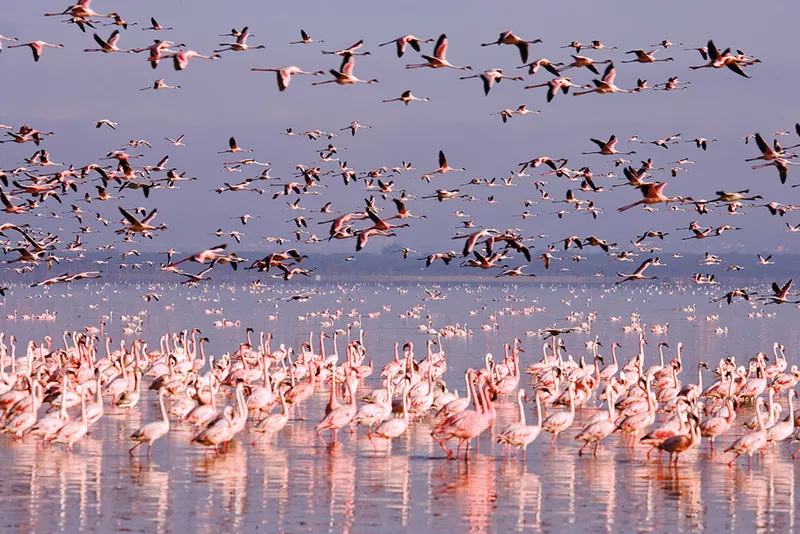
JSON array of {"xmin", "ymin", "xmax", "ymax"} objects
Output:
[{"xmin": 0, "ymin": 280, "xmax": 797, "ymax": 533}]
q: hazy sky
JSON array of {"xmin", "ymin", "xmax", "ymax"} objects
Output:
[{"xmin": 2, "ymin": 0, "xmax": 800, "ymax": 260}]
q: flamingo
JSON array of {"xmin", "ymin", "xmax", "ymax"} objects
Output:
[
  {"xmin": 53, "ymin": 387, "xmax": 89, "ymax": 452},
  {"xmin": 83, "ymin": 31, "xmax": 132, "ymax": 53},
  {"xmin": 481, "ymin": 31, "xmax": 542, "ymax": 64},
  {"xmin": 129, "ymin": 387, "xmax": 170, "ymax": 457},
  {"xmin": 165, "ymin": 49, "xmax": 221, "ymax": 71},
  {"xmin": 622, "ymin": 49, "xmax": 674, "ymax": 63},
  {"xmin": 289, "ymin": 29, "xmax": 322, "ymax": 45},
  {"xmin": 573, "ymin": 62, "xmax": 632, "ymax": 96},
  {"xmin": 312, "ymin": 53, "xmax": 379, "ymax": 86},
  {"xmin": 251, "ymin": 66, "xmax": 325, "ymax": 92},
  {"xmin": 460, "ymin": 69, "xmax": 524, "ymax": 96},
  {"xmin": 496, "ymin": 389, "xmax": 541, "ymax": 458},
  {"xmin": 405, "ymin": 34, "xmax": 471, "ymax": 71},
  {"xmin": 252, "ymin": 388, "xmax": 289, "ymax": 445},
  {"xmin": 618, "ymin": 182, "xmax": 684, "ymax": 212},
  {"xmin": 7, "ymin": 41, "xmax": 64, "ymax": 62},
  {"xmin": 215, "ymin": 27, "xmax": 265, "ymax": 52},
  {"xmin": 725, "ymin": 397, "xmax": 768, "ymax": 467},
  {"xmin": 379, "ymin": 35, "xmax": 434, "ymax": 58},
  {"xmin": 575, "ymin": 389, "xmax": 616, "ymax": 455},
  {"xmin": 542, "ymin": 383, "xmax": 575, "ymax": 446},
  {"xmin": 657, "ymin": 413, "xmax": 700, "ymax": 466},
  {"xmin": 382, "ymin": 90, "xmax": 430, "ymax": 105},
  {"xmin": 689, "ymin": 40, "xmax": 751, "ymax": 78},
  {"xmin": 525, "ymin": 77, "xmax": 587, "ymax": 102}
]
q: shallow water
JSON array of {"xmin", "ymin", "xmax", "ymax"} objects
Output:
[{"xmin": 0, "ymin": 281, "xmax": 798, "ymax": 533}]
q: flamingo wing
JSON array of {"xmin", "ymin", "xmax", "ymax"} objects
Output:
[
  {"xmin": 434, "ymin": 34, "xmax": 447, "ymax": 60},
  {"xmin": 633, "ymin": 258, "xmax": 653, "ymax": 275},
  {"xmin": 602, "ymin": 62, "xmax": 615, "ymax": 84},
  {"xmin": 725, "ymin": 61, "xmax": 749, "ymax": 78},
  {"xmin": 340, "ymin": 52, "xmax": 355, "ymax": 76},
  {"xmin": 141, "ymin": 208, "xmax": 159, "ymax": 224},
  {"xmin": 707, "ymin": 40, "xmax": 719, "ymax": 62},
  {"xmin": 277, "ymin": 70, "xmax": 290, "ymax": 91},
  {"xmin": 93, "ymin": 33, "xmax": 108, "ymax": 48},
  {"xmin": 118, "ymin": 207, "xmax": 140, "ymax": 225},
  {"xmin": 754, "ymin": 133, "xmax": 768, "ymax": 155},
  {"xmin": 781, "ymin": 279, "xmax": 793, "ymax": 295}
]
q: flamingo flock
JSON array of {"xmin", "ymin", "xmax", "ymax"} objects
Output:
[{"xmin": 0, "ymin": 322, "xmax": 794, "ymax": 473}]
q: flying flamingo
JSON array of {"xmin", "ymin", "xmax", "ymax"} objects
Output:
[
  {"xmin": 582, "ymin": 135, "xmax": 636, "ymax": 156},
  {"xmin": 689, "ymin": 40, "xmax": 751, "ymax": 78},
  {"xmin": 7, "ymin": 41, "xmax": 64, "ymax": 62},
  {"xmin": 45, "ymin": 0, "xmax": 111, "ymax": 19},
  {"xmin": 616, "ymin": 258, "xmax": 658, "ymax": 284},
  {"xmin": 0, "ymin": 35, "xmax": 18, "ymax": 52},
  {"xmin": 379, "ymin": 35, "xmax": 434, "ymax": 58},
  {"xmin": 251, "ymin": 66, "xmax": 325, "ymax": 92},
  {"xmin": 165, "ymin": 49, "xmax": 221, "ymax": 71},
  {"xmin": 382, "ymin": 90, "xmax": 430, "ymax": 105},
  {"xmin": 481, "ymin": 31, "xmax": 542, "ymax": 64},
  {"xmin": 215, "ymin": 27, "xmax": 265, "ymax": 53},
  {"xmin": 142, "ymin": 17, "xmax": 173, "ymax": 31},
  {"xmin": 289, "ymin": 29, "xmax": 323, "ymax": 45},
  {"xmin": 573, "ymin": 62, "xmax": 632, "ymax": 96},
  {"xmin": 83, "ymin": 30, "xmax": 132, "ymax": 53},
  {"xmin": 406, "ymin": 34, "xmax": 472, "ymax": 71},
  {"xmin": 617, "ymin": 182, "xmax": 684, "ymax": 212},
  {"xmin": 525, "ymin": 77, "xmax": 587, "ymax": 102},
  {"xmin": 421, "ymin": 150, "xmax": 466, "ymax": 180},
  {"xmin": 622, "ymin": 49, "xmax": 674, "ymax": 63},
  {"xmin": 140, "ymin": 79, "xmax": 180, "ymax": 91},
  {"xmin": 312, "ymin": 53, "xmax": 379, "ymax": 86},
  {"xmin": 460, "ymin": 69, "xmax": 524, "ymax": 96}
]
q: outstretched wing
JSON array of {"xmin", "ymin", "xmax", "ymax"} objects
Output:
[
  {"xmin": 118, "ymin": 206, "xmax": 140, "ymax": 225},
  {"xmin": 434, "ymin": 34, "xmax": 447, "ymax": 60},
  {"xmin": 707, "ymin": 40, "xmax": 719, "ymax": 62},
  {"xmin": 340, "ymin": 52, "xmax": 355, "ymax": 76},
  {"xmin": 602, "ymin": 62, "xmax": 616, "ymax": 84}
]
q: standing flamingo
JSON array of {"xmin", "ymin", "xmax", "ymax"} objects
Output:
[{"xmin": 129, "ymin": 387, "xmax": 170, "ymax": 457}]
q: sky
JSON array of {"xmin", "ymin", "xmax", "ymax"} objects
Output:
[{"xmin": 2, "ymin": 0, "xmax": 800, "ymax": 262}]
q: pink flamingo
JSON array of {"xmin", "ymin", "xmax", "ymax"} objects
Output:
[
  {"xmin": 542, "ymin": 383, "xmax": 575, "ymax": 447},
  {"xmin": 7, "ymin": 41, "xmax": 63, "ymax": 62},
  {"xmin": 725, "ymin": 397, "xmax": 768, "ymax": 467},
  {"xmin": 129, "ymin": 387, "xmax": 170, "ymax": 457}
]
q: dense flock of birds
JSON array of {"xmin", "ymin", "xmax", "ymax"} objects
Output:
[
  {"xmin": 1, "ymin": 1, "xmax": 799, "ymax": 294},
  {"xmin": 1, "ymin": 0, "xmax": 800, "ymax": 469},
  {"xmin": 0, "ymin": 324, "xmax": 798, "ymax": 469}
]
